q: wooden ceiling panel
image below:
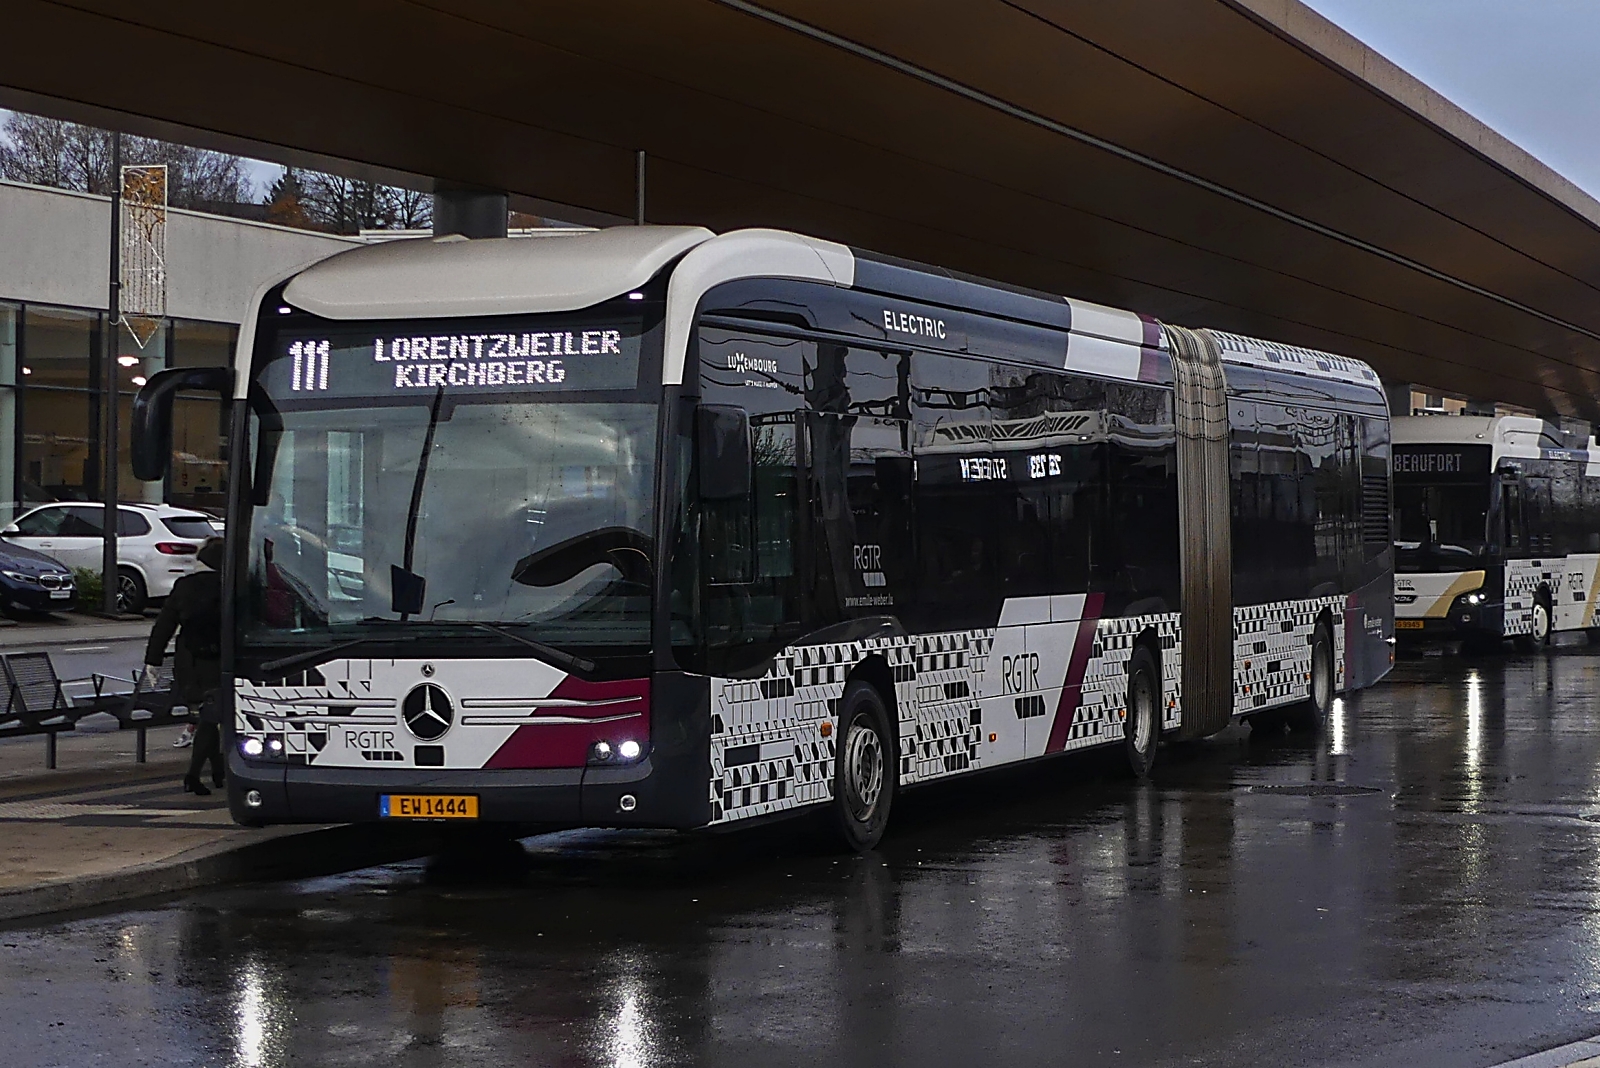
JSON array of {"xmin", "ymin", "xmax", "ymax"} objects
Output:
[{"xmin": 9, "ymin": 0, "xmax": 1600, "ymax": 415}]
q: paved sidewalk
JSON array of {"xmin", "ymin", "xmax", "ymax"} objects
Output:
[
  {"xmin": 0, "ymin": 759, "xmax": 443, "ymax": 924},
  {"xmin": 0, "ymin": 723, "xmax": 190, "ymax": 783},
  {"xmin": 0, "ymin": 616, "xmax": 442, "ymax": 923}
]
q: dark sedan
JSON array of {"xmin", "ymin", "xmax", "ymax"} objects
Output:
[{"xmin": 0, "ymin": 540, "xmax": 75, "ymax": 612}]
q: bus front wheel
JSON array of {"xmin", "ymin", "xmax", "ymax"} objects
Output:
[
  {"xmin": 1123, "ymin": 646, "xmax": 1159, "ymax": 778},
  {"xmin": 1514, "ymin": 593, "xmax": 1553, "ymax": 653},
  {"xmin": 830, "ymin": 680, "xmax": 896, "ymax": 852}
]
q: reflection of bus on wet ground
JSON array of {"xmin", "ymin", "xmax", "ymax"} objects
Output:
[
  {"xmin": 1393, "ymin": 414, "xmax": 1600, "ymax": 650},
  {"xmin": 131, "ymin": 225, "xmax": 1394, "ymax": 850}
]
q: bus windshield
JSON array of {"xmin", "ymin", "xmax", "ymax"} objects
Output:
[
  {"xmin": 240, "ymin": 308, "xmax": 659, "ymax": 665},
  {"xmin": 1393, "ymin": 481, "xmax": 1489, "ymax": 569}
]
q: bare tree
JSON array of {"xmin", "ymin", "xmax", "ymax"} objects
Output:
[
  {"xmin": 0, "ymin": 112, "xmax": 252, "ymax": 208},
  {"xmin": 298, "ymin": 170, "xmax": 432, "ymax": 233},
  {"xmin": 387, "ymin": 186, "xmax": 432, "ymax": 230}
]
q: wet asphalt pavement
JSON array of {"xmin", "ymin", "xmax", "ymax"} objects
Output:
[{"xmin": 8, "ymin": 644, "xmax": 1600, "ymax": 1067}]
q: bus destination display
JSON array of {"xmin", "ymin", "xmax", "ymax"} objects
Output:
[{"xmin": 265, "ymin": 325, "xmax": 642, "ymax": 398}]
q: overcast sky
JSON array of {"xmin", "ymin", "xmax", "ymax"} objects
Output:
[{"xmin": 1300, "ymin": 0, "xmax": 1600, "ymax": 198}]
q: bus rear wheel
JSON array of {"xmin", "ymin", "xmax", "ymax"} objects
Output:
[
  {"xmin": 830, "ymin": 680, "xmax": 896, "ymax": 852},
  {"xmin": 1286, "ymin": 622, "xmax": 1334, "ymax": 733},
  {"xmin": 1124, "ymin": 646, "xmax": 1159, "ymax": 778},
  {"xmin": 1514, "ymin": 593, "xmax": 1552, "ymax": 653}
]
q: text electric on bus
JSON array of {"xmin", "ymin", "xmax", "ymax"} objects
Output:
[
  {"xmin": 1393, "ymin": 414, "xmax": 1600, "ymax": 649},
  {"xmin": 131, "ymin": 226, "xmax": 1394, "ymax": 848}
]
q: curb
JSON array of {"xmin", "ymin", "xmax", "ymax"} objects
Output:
[
  {"xmin": 0, "ymin": 822, "xmax": 444, "ymax": 926},
  {"xmin": 0, "ymin": 619, "xmax": 152, "ymax": 650}
]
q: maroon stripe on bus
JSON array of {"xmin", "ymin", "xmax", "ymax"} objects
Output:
[
  {"xmin": 1046, "ymin": 593, "xmax": 1105, "ymax": 753},
  {"xmin": 483, "ymin": 676, "xmax": 650, "ymax": 769}
]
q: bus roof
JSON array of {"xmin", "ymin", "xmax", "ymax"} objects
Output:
[
  {"xmin": 264, "ymin": 224, "xmax": 1383, "ymax": 397},
  {"xmin": 1393, "ymin": 414, "xmax": 1598, "ymax": 464}
]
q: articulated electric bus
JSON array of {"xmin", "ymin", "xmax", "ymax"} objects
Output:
[
  {"xmin": 132, "ymin": 226, "xmax": 1393, "ymax": 848},
  {"xmin": 1393, "ymin": 414, "xmax": 1600, "ymax": 649}
]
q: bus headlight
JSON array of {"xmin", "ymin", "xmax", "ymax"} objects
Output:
[
  {"xmin": 589, "ymin": 739, "xmax": 644, "ymax": 764},
  {"xmin": 1464, "ymin": 591, "xmax": 1485, "ymax": 605},
  {"xmin": 240, "ymin": 735, "xmax": 286, "ymax": 761}
]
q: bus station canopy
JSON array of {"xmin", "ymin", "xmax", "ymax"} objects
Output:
[{"xmin": 8, "ymin": 0, "xmax": 1600, "ymax": 418}]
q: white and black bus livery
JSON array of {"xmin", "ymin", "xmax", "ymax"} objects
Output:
[
  {"xmin": 132, "ymin": 226, "xmax": 1394, "ymax": 847},
  {"xmin": 1393, "ymin": 414, "xmax": 1600, "ymax": 649}
]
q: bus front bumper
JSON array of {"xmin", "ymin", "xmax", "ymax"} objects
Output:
[
  {"xmin": 1395, "ymin": 601, "xmax": 1504, "ymax": 640},
  {"xmin": 225, "ymin": 749, "xmax": 709, "ymax": 830}
]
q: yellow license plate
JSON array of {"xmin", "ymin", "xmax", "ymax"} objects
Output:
[
  {"xmin": 381, "ymin": 794, "xmax": 479, "ymax": 819},
  {"xmin": 1395, "ymin": 619, "xmax": 1425, "ymax": 630}
]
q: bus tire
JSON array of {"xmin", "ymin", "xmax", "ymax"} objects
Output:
[
  {"xmin": 1287, "ymin": 622, "xmax": 1334, "ymax": 733},
  {"xmin": 1124, "ymin": 645, "xmax": 1159, "ymax": 778},
  {"xmin": 830, "ymin": 680, "xmax": 895, "ymax": 852},
  {"xmin": 1514, "ymin": 592, "xmax": 1553, "ymax": 653},
  {"xmin": 1586, "ymin": 628, "xmax": 1600, "ymax": 646}
]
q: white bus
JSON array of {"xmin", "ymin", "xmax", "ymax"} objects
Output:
[
  {"xmin": 132, "ymin": 226, "xmax": 1394, "ymax": 848},
  {"xmin": 1393, "ymin": 414, "xmax": 1600, "ymax": 649}
]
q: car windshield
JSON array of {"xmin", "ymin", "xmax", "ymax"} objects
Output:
[{"xmin": 241, "ymin": 306, "xmax": 660, "ymax": 665}]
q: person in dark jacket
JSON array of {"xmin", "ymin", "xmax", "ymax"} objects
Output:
[{"xmin": 143, "ymin": 537, "xmax": 225, "ymax": 795}]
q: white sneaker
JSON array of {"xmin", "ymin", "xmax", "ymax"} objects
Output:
[{"xmin": 173, "ymin": 731, "xmax": 194, "ymax": 748}]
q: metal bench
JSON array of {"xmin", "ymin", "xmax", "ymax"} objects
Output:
[
  {"xmin": 0, "ymin": 650, "xmax": 182, "ymax": 768},
  {"xmin": 0, "ymin": 651, "xmax": 97, "ymax": 769},
  {"xmin": 88, "ymin": 660, "xmax": 191, "ymax": 763}
]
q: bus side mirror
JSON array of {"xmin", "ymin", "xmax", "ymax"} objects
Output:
[
  {"xmin": 698, "ymin": 405, "xmax": 752, "ymax": 501},
  {"xmin": 131, "ymin": 366, "xmax": 233, "ymax": 481}
]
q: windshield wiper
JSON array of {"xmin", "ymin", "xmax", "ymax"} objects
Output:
[
  {"xmin": 258, "ymin": 638, "xmax": 387, "ymax": 676},
  {"xmin": 465, "ymin": 621, "xmax": 595, "ymax": 675}
]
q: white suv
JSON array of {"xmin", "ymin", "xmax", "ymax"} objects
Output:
[{"xmin": 3, "ymin": 503, "xmax": 222, "ymax": 614}]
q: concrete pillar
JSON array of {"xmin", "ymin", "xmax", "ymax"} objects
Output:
[
  {"xmin": 1384, "ymin": 382, "xmax": 1413, "ymax": 417},
  {"xmin": 432, "ymin": 185, "xmax": 508, "ymax": 239}
]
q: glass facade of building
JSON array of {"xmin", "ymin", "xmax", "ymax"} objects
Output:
[{"xmin": 0, "ymin": 300, "xmax": 234, "ymax": 522}]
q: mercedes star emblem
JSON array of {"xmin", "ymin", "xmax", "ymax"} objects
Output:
[{"xmin": 402, "ymin": 683, "xmax": 453, "ymax": 740}]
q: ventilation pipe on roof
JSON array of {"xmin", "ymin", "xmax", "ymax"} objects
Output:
[{"xmin": 432, "ymin": 183, "xmax": 508, "ymax": 239}]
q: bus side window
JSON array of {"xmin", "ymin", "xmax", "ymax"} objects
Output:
[
  {"xmin": 812, "ymin": 415, "xmax": 915, "ymax": 617},
  {"xmin": 1583, "ymin": 472, "xmax": 1600, "ymax": 553},
  {"xmin": 989, "ymin": 366, "xmax": 1103, "ymax": 601},
  {"xmin": 1525, "ymin": 476, "xmax": 1553, "ymax": 555},
  {"xmin": 1101, "ymin": 382, "xmax": 1176, "ymax": 613},
  {"xmin": 1228, "ymin": 400, "xmax": 1262, "ymax": 604},
  {"xmin": 910, "ymin": 351, "xmax": 998, "ymax": 630},
  {"xmin": 801, "ymin": 345, "xmax": 913, "ymax": 623},
  {"xmin": 1502, "ymin": 480, "xmax": 1524, "ymax": 553}
]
